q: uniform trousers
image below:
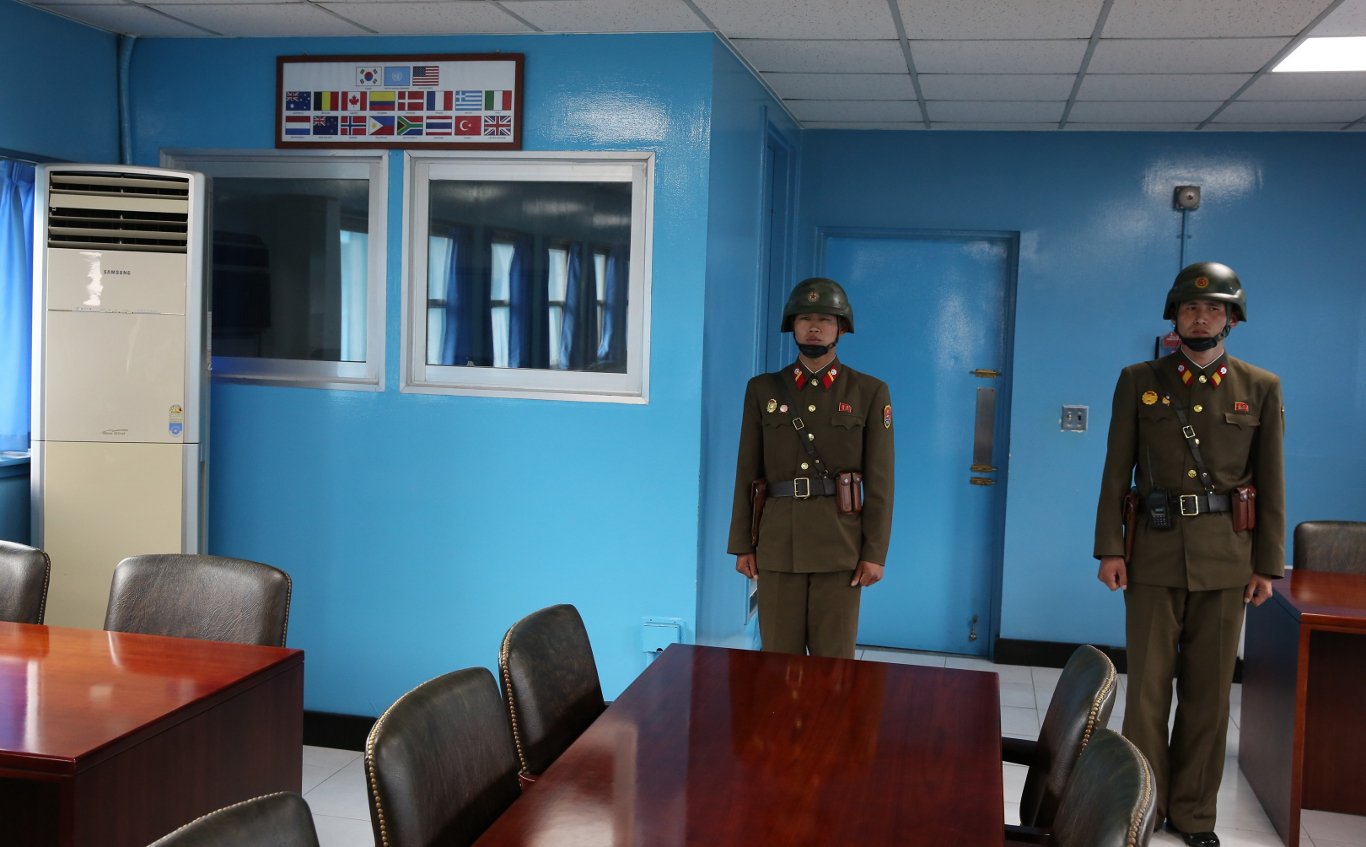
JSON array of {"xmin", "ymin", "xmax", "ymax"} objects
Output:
[
  {"xmin": 756, "ymin": 569, "xmax": 861, "ymax": 658},
  {"xmin": 1124, "ymin": 582, "xmax": 1246, "ymax": 832}
]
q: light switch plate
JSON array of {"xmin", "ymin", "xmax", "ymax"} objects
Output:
[{"xmin": 1062, "ymin": 405, "xmax": 1087, "ymax": 432}]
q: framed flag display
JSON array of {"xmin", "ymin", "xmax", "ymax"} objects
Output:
[{"xmin": 276, "ymin": 53, "xmax": 523, "ymax": 149}]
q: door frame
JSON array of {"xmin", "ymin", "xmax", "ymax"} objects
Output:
[{"xmin": 815, "ymin": 226, "xmax": 1021, "ymax": 655}]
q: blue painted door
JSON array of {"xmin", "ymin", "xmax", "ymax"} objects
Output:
[{"xmin": 820, "ymin": 232, "xmax": 1015, "ymax": 655}]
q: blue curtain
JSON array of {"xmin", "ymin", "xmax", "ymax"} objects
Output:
[
  {"xmin": 595, "ymin": 245, "xmax": 628, "ymax": 372},
  {"xmin": 557, "ymin": 242, "xmax": 598, "ymax": 371},
  {"xmin": 0, "ymin": 160, "xmax": 36, "ymax": 452},
  {"xmin": 438, "ymin": 225, "xmax": 491, "ymax": 367},
  {"xmin": 507, "ymin": 234, "xmax": 547, "ymax": 369}
]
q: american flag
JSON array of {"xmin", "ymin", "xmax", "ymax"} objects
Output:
[
  {"xmin": 412, "ymin": 65, "xmax": 439, "ymax": 86},
  {"xmin": 483, "ymin": 114, "xmax": 512, "ymax": 137}
]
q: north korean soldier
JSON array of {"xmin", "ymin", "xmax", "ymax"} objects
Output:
[
  {"xmin": 1093, "ymin": 262, "xmax": 1285, "ymax": 847},
  {"xmin": 728, "ymin": 277, "xmax": 895, "ymax": 658}
]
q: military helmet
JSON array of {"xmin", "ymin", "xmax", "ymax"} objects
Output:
[
  {"xmin": 780, "ymin": 277, "xmax": 855, "ymax": 333},
  {"xmin": 1163, "ymin": 261, "xmax": 1247, "ymax": 322}
]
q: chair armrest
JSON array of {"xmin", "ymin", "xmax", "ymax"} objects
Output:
[
  {"xmin": 1004, "ymin": 823, "xmax": 1052, "ymax": 846},
  {"xmin": 1002, "ymin": 735, "xmax": 1037, "ymax": 766}
]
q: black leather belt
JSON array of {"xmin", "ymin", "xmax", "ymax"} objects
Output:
[
  {"xmin": 768, "ymin": 477, "xmax": 837, "ymax": 498},
  {"xmin": 1168, "ymin": 493, "xmax": 1231, "ymax": 516}
]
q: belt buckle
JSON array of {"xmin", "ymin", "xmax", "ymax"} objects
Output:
[
  {"xmin": 1179, "ymin": 494, "xmax": 1199, "ymax": 516},
  {"xmin": 792, "ymin": 477, "xmax": 811, "ymax": 499}
]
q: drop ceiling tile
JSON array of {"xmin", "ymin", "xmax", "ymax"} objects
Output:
[
  {"xmin": 896, "ymin": 0, "xmax": 1105, "ymax": 39},
  {"xmin": 1077, "ymin": 73, "xmax": 1251, "ymax": 100},
  {"xmin": 1313, "ymin": 0, "xmax": 1366, "ymax": 35},
  {"xmin": 1087, "ymin": 37, "xmax": 1290, "ymax": 72},
  {"xmin": 925, "ymin": 100, "xmax": 1066, "ymax": 122},
  {"xmin": 692, "ymin": 0, "xmax": 895, "ymax": 39},
  {"xmin": 1066, "ymin": 100, "xmax": 1222, "ymax": 122},
  {"xmin": 804, "ymin": 121, "xmax": 928, "ymax": 129},
  {"xmin": 765, "ymin": 72, "xmax": 916, "ymax": 100},
  {"xmin": 928, "ymin": 122, "xmax": 1061, "ymax": 130},
  {"xmin": 36, "ymin": 3, "xmax": 216, "ymax": 35},
  {"xmin": 25, "ymin": 0, "xmax": 125, "ymax": 5},
  {"xmin": 153, "ymin": 2, "xmax": 371, "ymax": 35},
  {"xmin": 319, "ymin": 2, "xmax": 531, "ymax": 34},
  {"xmin": 910, "ymin": 39, "xmax": 1088, "ymax": 73},
  {"xmin": 919, "ymin": 73, "xmax": 1076, "ymax": 99},
  {"xmin": 1103, "ymin": 0, "xmax": 1332, "ymax": 38},
  {"xmin": 1243, "ymin": 71, "xmax": 1366, "ymax": 100},
  {"xmin": 732, "ymin": 38, "xmax": 907, "ymax": 73},
  {"xmin": 1205, "ymin": 122, "xmax": 1349, "ymax": 131},
  {"xmin": 1213, "ymin": 99, "xmax": 1366, "ymax": 122},
  {"xmin": 1065, "ymin": 122, "xmax": 1201, "ymax": 130},
  {"xmin": 502, "ymin": 0, "xmax": 710, "ymax": 33},
  {"xmin": 786, "ymin": 99, "xmax": 922, "ymax": 122}
]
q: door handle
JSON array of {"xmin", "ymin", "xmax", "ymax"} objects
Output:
[{"xmin": 971, "ymin": 386, "xmax": 996, "ymax": 478}]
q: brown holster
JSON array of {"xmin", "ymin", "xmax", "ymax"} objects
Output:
[
  {"xmin": 1232, "ymin": 484, "xmax": 1256, "ymax": 532},
  {"xmin": 1122, "ymin": 487, "xmax": 1140, "ymax": 564},
  {"xmin": 749, "ymin": 478, "xmax": 766, "ymax": 548},
  {"xmin": 836, "ymin": 471, "xmax": 863, "ymax": 515}
]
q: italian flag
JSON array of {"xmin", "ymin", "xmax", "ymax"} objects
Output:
[{"xmin": 484, "ymin": 90, "xmax": 512, "ymax": 111}]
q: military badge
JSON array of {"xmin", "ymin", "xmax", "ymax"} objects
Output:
[
  {"xmin": 1195, "ymin": 276, "xmax": 1209, "ymax": 288},
  {"xmin": 1142, "ymin": 390, "xmax": 1158, "ymax": 405},
  {"xmin": 838, "ymin": 402, "xmax": 852, "ymax": 413},
  {"xmin": 766, "ymin": 399, "xmax": 777, "ymax": 413},
  {"xmin": 1161, "ymin": 396, "xmax": 1171, "ymax": 406},
  {"xmin": 779, "ymin": 404, "xmax": 788, "ymax": 413},
  {"xmin": 1234, "ymin": 401, "xmax": 1249, "ymax": 412},
  {"xmin": 883, "ymin": 404, "xmax": 892, "ymax": 429},
  {"xmin": 807, "ymin": 289, "xmax": 819, "ymax": 302}
]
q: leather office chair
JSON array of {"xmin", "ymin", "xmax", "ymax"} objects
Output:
[
  {"xmin": 104, "ymin": 553, "xmax": 291, "ymax": 646},
  {"xmin": 1049, "ymin": 728, "xmax": 1158, "ymax": 847},
  {"xmin": 0, "ymin": 540, "xmax": 51, "ymax": 624},
  {"xmin": 365, "ymin": 666, "xmax": 521, "ymax": 847},
  {"xmin": 1293, "ymin": 520, "xmax": 1366, "ymax": 574},
  {"xmin": 498, "ymin": 603, "xmax": 606, "ymax": 780},
  {"xmin": 146, "ymin": 791, "xmax": 320, "ymax": 847},
  {"xmin": 1003, "ymin": 644, "xmax": 1118, "ymax": 830}
]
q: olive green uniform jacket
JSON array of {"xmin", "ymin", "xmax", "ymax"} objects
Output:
[
  {"xmin": 1093, "ymin": 352, "xmax": 1285, "ymax": 587},
  {"xmin": 728, "ymin": 359, "xmax": 894, "ymax": 572}
]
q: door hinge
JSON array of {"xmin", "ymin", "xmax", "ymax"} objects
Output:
[{"xmin": 970, "ymin": 369, "xmax": 1000, "ymax": 378}]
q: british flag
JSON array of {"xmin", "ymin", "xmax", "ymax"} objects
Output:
[{"xmin": 483, "ymin": 115, "xmax": 512, "ymax": 137}]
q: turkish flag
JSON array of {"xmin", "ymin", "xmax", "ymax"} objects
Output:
[{"xmin": 455, "ymin": 115, "xmax": 481, "ymax": 136}]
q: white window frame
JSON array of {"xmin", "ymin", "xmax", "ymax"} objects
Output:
[
  {"xmin": 162, "ymin": 149, "xmax": 387, "ymax": 391},
  {"xmin": 402, "ymin": 150, "xmax": 653, "ymax": 403}
]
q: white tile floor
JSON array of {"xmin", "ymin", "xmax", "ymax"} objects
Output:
[{"xmin": 297, "ymin": 647, "xmax": 1366, "ymax": 847}]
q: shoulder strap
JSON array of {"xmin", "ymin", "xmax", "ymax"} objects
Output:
[
  {"xmin": 772, "ymin": 371, "xmax": 832, "ymax": 479},
  {"xmin": 1144, "ymin": 359, "xmax": 1216, "ymax": 493}
]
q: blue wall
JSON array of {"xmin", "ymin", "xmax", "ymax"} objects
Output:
[
  {"xmin": 128, "ymin": 32, "xmax": 720, "ymax": 714},
  {"xmin": 798, "ymin": 131, "xmax": 1366, "ymax": 649},
  {"xmin": 0, "ymin": 0, "xmax": 118, "ymax": 163}
]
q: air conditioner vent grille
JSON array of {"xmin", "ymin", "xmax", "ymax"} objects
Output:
[{"xmin": 47, "ymin": 171, "xmax": 191, "ymax": 253}]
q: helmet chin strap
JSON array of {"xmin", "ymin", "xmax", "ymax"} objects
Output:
[
  {"xmin": 797, "ymin": 340, "xmax": 837, "ymax": 359},
  {"xmin": 1178, "ymin": 321, "xmax": 1232, "ymax": 352}
]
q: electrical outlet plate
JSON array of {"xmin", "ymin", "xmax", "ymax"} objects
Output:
[{"xmin": 1061, "ymin": 405, "xmax": 1087, "ymax": 432}]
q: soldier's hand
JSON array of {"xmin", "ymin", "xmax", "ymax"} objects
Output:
[
  {"xmin": 1244, "ymin": 574, "xmax": 1274, "ymax": 606},
  {"xmin": 851, "ymin": 561, "xmax": 883, "ymax": 587},
  {"xmin": 1098, "ymin": 556, "xmax": 1127, "ymax": 591},
  {"xmin": 735, "ymin": 553, "xmax": 757, "ymax": 579}
]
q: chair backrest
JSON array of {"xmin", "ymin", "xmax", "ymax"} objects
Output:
[
  {"xmin": 147, "ymin": 791, "xmax": 320, "ymax": 847},
  {"xmin": 0, "ymin": 541, "xmax": 51, "ymax": 624},
  {"xmin": 498, "ymin": 603, "xmax": 606, "ymax": 778},
  {"xmin": 1051, "ymin": 728, "xmax": 1157, "ymax": 847},
  {"xmin": 1293, "ymin": 520, "xmax": 1366, "ymax": 574},
  {"xmin": 104, "ymin": 554, "xmax": 291, "ymax": 646},
  {"xmin": 365, "ymin": 667, "xmax": 522, "ymax": 847},
  {"xmin": 1019, "ymin": 644, "xmax": 1118, "ymax": 828}
]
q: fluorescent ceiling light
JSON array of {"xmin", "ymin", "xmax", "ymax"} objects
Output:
[{"xmin": 1273, "ymin": 37, "xmax": 1366, "ymax": 72}]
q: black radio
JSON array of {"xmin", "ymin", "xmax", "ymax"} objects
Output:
[{"xmin": 1146, "ymin": 489, "xmax": 1173, "ymax": 531}]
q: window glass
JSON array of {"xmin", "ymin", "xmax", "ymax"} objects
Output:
[
  {"xmin": 162, "ymin": 151, "xmax": 386, "ymax": 390},
  {"xmin": 405, "ymin": 153, "xmax": 653, "ymax": 402}
]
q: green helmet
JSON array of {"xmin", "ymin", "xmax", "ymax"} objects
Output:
[
  {"xmin": 1163, "ymin": 262, "xmax": 1247, "ymax": 322},
  {"xmin": 780, "ymin": 277, "xmax": 855, "ymax": 333}
]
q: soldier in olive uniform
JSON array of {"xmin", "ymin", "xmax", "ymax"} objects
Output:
[
  {"xmin": 728, "ymin": 278, "xmax": 895, "ymax": 658},
  {"xmin": 1094, "ymin": 262, "xmax": 1285, "ymax": 847}
]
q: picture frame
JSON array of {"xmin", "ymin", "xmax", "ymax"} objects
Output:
[{"xmin": 276, "ymin": 53, "xmax": 524, "ymax": 150}]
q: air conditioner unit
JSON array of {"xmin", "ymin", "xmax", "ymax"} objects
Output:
[{"xmin": 31, "ymin": 165, "xmax": 210, "ymax": 628}]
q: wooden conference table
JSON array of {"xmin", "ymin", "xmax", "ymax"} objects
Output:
[
  {"xmin": 476, "ymin": 643, "xmax": 1004, "ymax": 846},
  {"xmin": 1240, "ymin": 569, "xmax": 1366, "ymax": 847},
  {"xmin": 0, "ymin": 621, "xmax": 304, "ymax": 847}
]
